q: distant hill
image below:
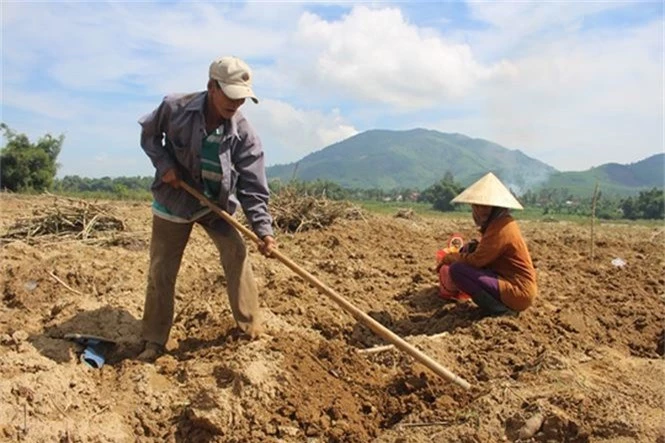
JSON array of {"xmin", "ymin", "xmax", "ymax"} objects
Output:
[
  {"xmin": 537, "ymin": 153, "xmax": 664, "ymax": 197},
  {"xmin": 267, "ymin": 129, "xmax": 556, "ymax": 192}
]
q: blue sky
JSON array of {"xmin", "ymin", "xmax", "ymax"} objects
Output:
[{"xmin": 2, "ymin": 1, "xmax": 663, "ymax": 178}]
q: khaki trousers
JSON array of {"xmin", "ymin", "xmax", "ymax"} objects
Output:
[{"xmin": 142, "ymin": 213, "xmax": 261, "ymax": 346}]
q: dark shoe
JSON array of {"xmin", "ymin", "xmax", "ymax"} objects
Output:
[
  {"xmin": 470, "ymin": 290, "xmax": 516, "ymax": 316},
  {"xmin": 137, "ymin": 341, "xmax": 164, "ymax": 362}
]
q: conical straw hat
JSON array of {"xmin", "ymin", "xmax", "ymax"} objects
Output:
[{"xmin": 451, "ymin": 172, "xmax": 523, "ymax": 210}]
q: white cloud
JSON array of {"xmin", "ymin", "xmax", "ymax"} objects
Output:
[
  {"xmin": 432, "ymin": 19, "xmax": 663, "ymax": 171},
  {"xmin": 58, "ymin": 118, "xmax": 156, "ymax": 178},
  {"xmin": 468, "ymin": 1, "xmax": 632, "ymax": 30},
  {"xmin": 283, "ymin": 6, "xmax": 515, "ymax": 108},
  {"xmin": 2, "ymin": 89, "xmax": 90, "ymax": 121},
  {"xmin": 1, "ymin": 2, "xmax": 662, "ymax": 177},
  {"xmin": 465, "ymin": 2, "xmax": 631, "ymax": 58},
  {"xmin": 243, "ymin": 100, "xmax": 358, "ymax": 165},
  {"xmin": 2, "ymin": 2, "xmax": 289, "ymax": 96}
]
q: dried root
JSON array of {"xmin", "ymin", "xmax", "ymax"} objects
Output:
[
  {"xmin": 1, "ymin": 195, "xmax": 127, "ymax": 245},
  {"xmin": 269, "ymin": 188, "xmax": 365, "ymax": 233},
  {"xmin": 394, "ymin": 208, "xmax": 416, "ymax": 219}
]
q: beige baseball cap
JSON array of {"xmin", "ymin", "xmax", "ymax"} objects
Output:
[
  {"xmin": 209, "ymin": 56, "xmax": 258, "ymax": 103},
  {"xmin": 451, "ymin": 172, "xmax": 524, "ymax": 210}
]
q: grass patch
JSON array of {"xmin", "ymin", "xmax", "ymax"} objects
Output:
[
  {"xmin": 352, "ymin": 200, "xmax": 467, "ymax": 218},
  {"xmin": 353, "ymin": 201, "xmax": 661, "ymax": 227}
]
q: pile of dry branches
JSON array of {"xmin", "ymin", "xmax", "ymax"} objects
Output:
[
  {"xmin": 394, "ymin": 208, "xmax": 416, "ymax": 219},
  {"xmin": 1, "ymin": 195, "xmax": 126, "ymax": 245},
  {"xmin": 270, "ymin": 188, "xmax": 365, "ymax": 233}
]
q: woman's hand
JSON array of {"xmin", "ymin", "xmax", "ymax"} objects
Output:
[
  {"xmin": 460, "ymin": 239, "xmax": 479, "ymax": 254},
  {"xmin": 441, "ymin": 253, "xmax": 456, "ymax": 265},
  {"xmin": 435, "ymin": 250, "xmax": 455, "ymax": 272}
]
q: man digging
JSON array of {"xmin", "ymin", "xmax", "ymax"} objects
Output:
[{"xmin": 137, "ymin": 56, "xmax": 276, "ymax": 361}]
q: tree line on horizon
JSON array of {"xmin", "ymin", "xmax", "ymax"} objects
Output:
[{"xmin": 2, "ymin": 124, "xmax": 663, "ymax": 220}]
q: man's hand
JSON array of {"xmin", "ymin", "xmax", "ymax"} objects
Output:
[
  {"xmin": 259, "ymin": 235, "xmax": 276, "ymax": 257},
  {"xmin": 162, "ymin": 168, "xmax": 180, "ymax": 188}
]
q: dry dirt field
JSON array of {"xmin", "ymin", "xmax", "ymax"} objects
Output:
[{"xmin": 0, "ymin": 194, "xmax": 664, "ymax": 442}]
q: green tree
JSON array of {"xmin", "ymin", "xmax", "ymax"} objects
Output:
[
  {"xmin": 419, "ymin": 173, "xmax": 464, "ymax": 212},
  {"xmin": 520, "ymin": 189, "xmax": 538, "ymax": 206},
  {"xmin": 1, "ymin": 123, "xmax": 63, "ymax": 191},
  {"xmin": 620, "ymin": 196, "xmax": 638, "ymax": 219},
  {"xmin": 619, "ymin": 188, "xmax": 663, "ymax": 220},
  {"xmin": 636, "ymin": 188, "xmax": 664, "ymax": 219}
]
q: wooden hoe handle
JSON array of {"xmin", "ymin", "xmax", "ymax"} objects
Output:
[{"xmin": 180, "ymin": 181, "xmax": 471, "ymax": 389}]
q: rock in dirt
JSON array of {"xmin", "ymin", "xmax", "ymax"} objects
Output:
[{"xmin": 518, "ymin": 412, "xmax": 544, "ymax": 439}]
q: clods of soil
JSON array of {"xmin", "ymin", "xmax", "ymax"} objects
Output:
[{"xmin": 1, "ymin": 194, "xmax": 663, "ymax": 442}]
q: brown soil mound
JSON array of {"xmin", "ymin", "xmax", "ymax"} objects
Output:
[{"xmin": 1, "ymin": 194, "xmax": 663, "ymax": 442}]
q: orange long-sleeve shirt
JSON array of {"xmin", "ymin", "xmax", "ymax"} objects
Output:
[{"xmin": 447, "ymin": 215, "xmax": 537, "ymax": 311}]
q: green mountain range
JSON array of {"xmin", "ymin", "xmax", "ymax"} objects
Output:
[
  {"xmin": 266, "ymin": 129, "xmax": 663, "ymax": 196},
  {"xmin": 536, "ymin": 153, "xmax": 664, "ymax": 197},
  {"xmin": 267, "ymin": 129, "xmax": 555, "ymax": 193}
]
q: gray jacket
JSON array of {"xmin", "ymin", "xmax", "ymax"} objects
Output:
[{"xmin": 139, "ymin": 91, "xmax": 274, "ymax": 238}]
